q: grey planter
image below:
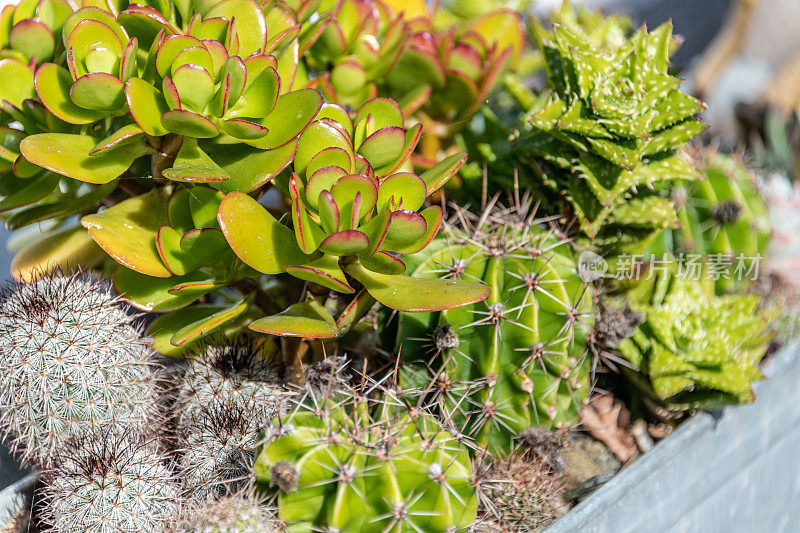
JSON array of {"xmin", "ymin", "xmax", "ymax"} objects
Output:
[
  {"xmin": 0, "ymin": 473, "xmax": 36, "ymax": 530},
  {"xmin": 546, "ymin": 341, "xmax": 800, "ymax": 533}
]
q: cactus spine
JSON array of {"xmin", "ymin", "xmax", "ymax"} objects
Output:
[{"xmin": 39, "ymin": 429, "xmax": 179, "ymax": 533}]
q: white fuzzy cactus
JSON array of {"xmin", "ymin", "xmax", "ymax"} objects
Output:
[
  {"xmin": 174, "ymin": 490, "xmax": 281, "ymax": 533},
  {"xmin": 178, "ymin": 400, "xmax": 261, "ymax": 499},
  {"xmin": 39, "ymin": 429, "xmax": 180, "ymax": 533},
  {"xmin": 0, "ymin": 272, "xmax": 158, "ymax": 467},
  {"xmin": 177, "ymin": 337, "xmax": 287, "ymax": 430}
]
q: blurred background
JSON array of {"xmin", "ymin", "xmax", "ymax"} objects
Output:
[{"xmin": 3, "ymin": 0, "xmax": 800, "ymax": 488}]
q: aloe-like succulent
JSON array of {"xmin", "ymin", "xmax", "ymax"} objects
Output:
[
  {"xmin": 254, "ymin": 388, "xmax": 479, "ymax": 532},
  {"xmin": 395, "ymin": 195, "xmax": 595, "ymax": 453},
  {"xmin": 517, "ymin": 19, "xmax": 705, "ymax": 248},
  {"xmin": 617, "ymin": 267, "xmax": 772, "ymax": 412},
  {"xmin": 0, "ymin": 272, "xmax": 158, "ymax": 467}
]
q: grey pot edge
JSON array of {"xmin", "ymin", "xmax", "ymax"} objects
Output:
[{"xmin": 545, "ymin": 340, "xmax": 800, "ymax": 533}]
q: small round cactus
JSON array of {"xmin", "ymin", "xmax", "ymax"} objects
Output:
[
  {"xmin": 0, "ymin": 271, "xmax": 158, "ymax": 467},
  {"xmin": 178, "ymin": 399, "xmax": 262, "ymax": 500},
  {"xmin": 39, "ymin": 429, "xmax": 179, "ymax": 533},
  {"xmin": 176, "ymin": 336, "xmax": 288, "ymax": 430},
  {"xmin": 254, "ymin": 389, "xmax": 479, "ymax": 532},
  {"xmin": 174, "ymin": 490, "xmax": 281, "ymax": 533}
]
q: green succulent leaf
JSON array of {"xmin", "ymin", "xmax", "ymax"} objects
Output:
[
  {"xmin": 344, "ymin": 261, "xmax": 490, "ymax": 312},
  {"xmin": 249, "ymin": 299, "xmax": 339, "ymax": 338},
  {"xmin": 171, "ymin": 294, "xmax": 253, "ymax": 346},
  {"xmin": 113, "ymin": 267, "xmax": 213, "ymax": 312}
]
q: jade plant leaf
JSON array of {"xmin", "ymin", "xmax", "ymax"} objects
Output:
[
  {"xmin": 81, "ymin": 188, "xmax": 172, "ymax": 277},
  {"xmin": 249, "ymin": 299, "xmax": 339, "ymax": 338},
  {"xmin": 162, "ymin": 138, "xmax": 230, "ymax": 182},
  {"xmin": 344, "ymin": 261, "xmax": 490, "ymax": 312},
  {"xmin": 113, "ymin": 267, "xmax": 212, "ymax": 312},
  {"xmin": 204, "ymin": 140, "xmax": 298, "ymax": 193},
  {"xmin": 10, "ymin": 225, "xmax": 103, "ymax": 282},
  {"xmin": 285, "ymin": 255, "xmax": 354, "ymax": 293},
  {"xmin": 420, "ymin": 153, "xmax": 467, "ymax": 193},
  {"xmin": 171, "ymin": 295, "xmax": 253, "ymax": 346},
  {"xmin": 20, "ymin": 133, "xmax": 146, "ymax": 184},
  {"xmin": 218, "ymin": 191, "xmax": 315, "ymax": 274},
  {"xmin": 34, "ymin": 63, "xmax": 105, "ymax": 124}
]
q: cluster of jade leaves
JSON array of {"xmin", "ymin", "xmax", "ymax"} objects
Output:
[
  {"xmin": 0, "ymin": 0, "xmax": 534, "ymax": 349},
  {"xmin": 0, "ymin": 0, "xmax": 775, "ymax": 470}
]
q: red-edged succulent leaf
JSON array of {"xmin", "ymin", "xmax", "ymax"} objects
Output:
[
  {"xmin": 171, "ymin": 294, "xmax": 253, "ymax": 346},
  {"xmin": 359, "ymin": 250, "xmax": 405, "ymax": 275},
  {"xmin": 420, "ymin": 152, "xmax": 467, "ymax": 193},
  {"xmin": 383, "ymin": 209, "xmax": 427, "ymax": 247},
  {"xmin": 81, "ymin": 188, "xmax": 172, "ymax": 277},
  {"xmin": 218, "ymin": 191, "xmax": 314, "ymax": 274},
  {"xmin": 330, "ymin": 173, "xmax": 377, "ymax": 227},
  {"xmin": 114, "ymin": 267, "xmax": 213, "ymax": 312},
  {"xmin": 376, "ymin": 172, "xmax": 426, "ymax": 212},
  {"xmin": 357, "ymin": 126, "xmax": 405, "ymax": 169},
  {"xmin": 161, "ymin": 108, "xmax": 220, "ymax": 137},
  {"xmin": 162, "ymin": 138, "xmax": 231, "ymax": 182},
  {"xmin": 344, "ymin": 261, "xmax": 490, "ymax": 312},
  {"xmin": 335, "ymin": 288, "xmax": 377, "ymax": 333},
  {"xmin": 21, "ymin": 133, "xmax": 145, "ymax": 184},
  {"xmin": 249, "ymin": 88, "xmax": 323, "ymax": 149},
  {"xmin": 285, "ymin": 255, "xmax": 354, "ymax": 293},
  {"xmin": 391, "ymin": 205, "xmax": 443, "ymax": 254},
  {"xmin": 125, "ymin": 76, "xmax": 170, "ymax": 136},
  {"xmin": 70, "ymin": 73, "xmax": 126, "ymax": 111},
  {"xmin": 319, "ymin": 230, "xmax": 369, "ymax": 255},
  {"xmin": 359, "ymin": 208, "xmax": 391, "ymax": 257},
  {"xmin": 249, "ymin": 299, "xmax": 339, "ymax": 338},
  {"xmin": 35, "ymin": 63, "xmax": 105, "ymax": 124}
]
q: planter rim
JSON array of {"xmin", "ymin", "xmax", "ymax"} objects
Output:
[{"xmin": 545, "ymin": 339, "xmax": 800, "ymax": 532}]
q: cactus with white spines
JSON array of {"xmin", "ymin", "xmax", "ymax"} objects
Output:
[
  {"xmin": 178, "ymin": 399, "xmax": 263, "ymax": 500},
  {"xmin": 0, "ymin": 271, "xmax": 159, "ymax": 467},
  {"xmin": 173, "ymin": 490, "xmax": 281, "ymax": 533},
  {"xmin": 39, "ymin": 429, "xmax": 179, "ymax": 533},
  {"xmin": 176, "ymin": 337, "xmax": 288, "ymax": 431}
]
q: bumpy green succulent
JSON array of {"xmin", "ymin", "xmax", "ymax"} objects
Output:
[
  {"xmin": 395, "ymin": 198, "xmax": 595, "ymax": 453},
  {"xmin": 663, "ymin": 150, "xmax": 771, "ymax": 292},
  {"xmin": 617, "ymin": 268, "xmax": 772, "ymax": 412},
  {"xmin": 518, "ymin": 20, "xmax": 705, "ymax": 246},
  {"xmin": 254, "ymin": 390, "xmax": 479, "ymax": 532}
]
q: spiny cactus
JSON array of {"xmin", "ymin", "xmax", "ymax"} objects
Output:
[
  {"xmin": 39, "ymin": 429, "xmax": 179, "ymax": 533},
  {"xmin": 178, "ymin": 399, "xmax": 262, "ymax": 500},
  {"xmin": 518, "ymin": 19, "xmax": 705, "ymax": 246},
  {"xmin": 617, "ymin": 267, "xmax": 772, "ymax": 412},
  {"xmin": 254, "ymin": 388, "xmax": 479, "ymax": 532},
  {"xmin": 664, "ymin": 150, "xmax": 771, "ymax": 292},
  {"xmin": 395, "ymin": 194, "xmax": 595, "ymax": 453},
  {"xmin": 173, "ymin": 490, "xmax": 281, "ymax": 533},
  {"xmin": 176, "ymin": 336, "xmax": 287, "ymax": 430},
  {"xmin": 476, "ymin": 457, "xmax": 566, "ymax": 532},
  {"xmin": 0, "ymin": 271, "xmax": 158, "ymax": 467}
]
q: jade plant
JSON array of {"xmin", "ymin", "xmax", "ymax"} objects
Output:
[
  {"xmin": 0, "ymin": 0, "xmax": 489, "ymax": 359},
  {"xmin": 254, "ymin": 387, "xmax": 479, "ymax": 531},
  {"xmin": 516, "ymin": 19, "xmax": 705, "ymax": 250},
  {"xmin": 616, "ymin": 267, "xmax": 772, "ymax": 413},
  {"xmin": 395, "ymin": 196, "xmax": 595, "ymax": 453}
]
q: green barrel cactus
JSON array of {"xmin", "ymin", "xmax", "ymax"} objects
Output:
[
  {"xmin": 517, "ymin": 20, "xmax": 705, "ymax": 249},
  {"xmin": 254, "ymin": 391, "xmax": 479, "ymax": 532},
  {"xmin": 395, "ymin": 199, "xmax": 595, "ymax": 453},
  {"xmin": 617, "ymin": 267, "xmax": 772, "ymax": 413},
  {"xmin": 666, "ymin": 150, "xmax": 771, "ymax": 292}
]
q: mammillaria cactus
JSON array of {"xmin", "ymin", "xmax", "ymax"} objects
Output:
[
  {"xmin": 617, "ymin": 267, "xmax": 772, "ymax": 412},
  {"xmin": 254, "ymin": 389, "xmax": 479, "ymax": 531},
  {"xmin": 664, "ymin": 149, "xmax": 771, "ymax": 292},
  {"xmin": 395, "ymin": 195, "xmax": 595, "ymax": 453},
  {"xmin": 178, "ymin": 399, "xmax": 262, "ymax": 499},
  {"xmin": 173, "ymin": 490, "xmax": 281, "ymax": 533},
  {"xmin": 39, "ymin": 429, "xmax": 179, "ymax": 533},
  {"xmin": 176, "ymin": 336, "xmax": 287, "ymax": 428},
  {"xmin": 0, "ymin": 271, "xmax": 158, "ymax": 467},
  {"xmin": 518, "ymin": 20, "xmax": 705, "ymax": 247}
]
